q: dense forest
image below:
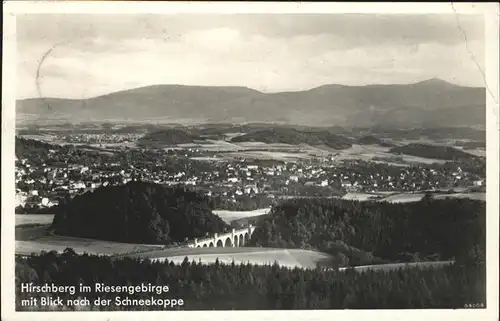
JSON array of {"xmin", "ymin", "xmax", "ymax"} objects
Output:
[
  {"xmin": 356, "ymin": 135, "xmax": 394, "ymax": 147},
  {"xmin": 15, "ymin": 250, "xmax": 485, "ymax": 310},
  {"xmin": 390, "ymin": 143, "xmax": 480, "ymax": 161},
  {"xmin": 15, "ymin": 137, "xmax": 61, "ymax": 160},
  {"xmin": 51, "ymin": 182, "xmax": 230, "ymax": 244},
  {"xmin": 230, "ymin": 128, "xmax": 353, "ymax": 150},
  {"xmin": 442, "ymin": 158, "xmax": 486, "ymax": 177},
  {"xmin": 248, "ymin": 197, "xmax": 485, "ymax": 267}
]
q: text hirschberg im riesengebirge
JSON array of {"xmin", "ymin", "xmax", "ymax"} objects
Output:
[{"xmin": 20, "ymin": 282, "xmax": 184, "ymax": 309}]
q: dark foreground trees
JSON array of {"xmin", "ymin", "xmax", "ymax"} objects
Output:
[
  {"xmin": 15, "ymin": 251, "xmax": 485, "ymax": 310},
  {"xmin": 51, "ymin": 181, "xmax": 230, "ymax": 244}
]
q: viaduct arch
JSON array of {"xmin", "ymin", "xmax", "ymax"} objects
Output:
[{"xmin": 188, "ymin": 225, "xmax": 256, "ymax": 248}]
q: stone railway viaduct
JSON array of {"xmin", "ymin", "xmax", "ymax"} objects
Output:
[{"xmin": 187, "ymin": 225, "xmax": 256, "ymax": 248}]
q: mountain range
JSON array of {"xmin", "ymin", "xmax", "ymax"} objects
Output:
[{"xmin": 16, "ymin": 78, "xmax": 485, "ymax": 128}]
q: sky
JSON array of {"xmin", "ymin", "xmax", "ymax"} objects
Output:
[{"xmin": 16, "ymin": 14, "xmax": 485, "ymax": 99}]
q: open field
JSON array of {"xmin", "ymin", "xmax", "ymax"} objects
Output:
[
  {"xmin": 342, "ymin": 192, "xmax": 426, "ymax": 203},
  {"xmin": 174, "ymin": 140, "xmax": 244, "ymax": 152},
  {"xmin": 371, "ymin": 159, "xmax": 410, "ymax": 167},
  {"xmin": 433, "ymin": 192, "xmax": 486, "ymax": 201},
  {"xmin": 87, "ymin": 142, "xmax": 137, "ymax": 149},
  {"xmin": 464, "ymin": 149, "xmax": 486, "ymax": 157},
  {"xmin": 234, "ymin": 142, "xmax": 304, "ymax": 150},
  {"xmin": 338, "ymin": 261, "xmax": 454, "ymax": 273},
  {"xmin": 16, "ymin": 225, "xmax": 51, "ymax": 240},
  {"xmin": 190, "ymin": 156, "xmax": 225, "ymax": 162},
  {"xmin": 18, "ymin": 134, "xmax": 60, "ymax": 143},
  {"xmin": 166, "ymin": 140, "xmax": 332, "ymax": 161},
  {"xmin": 18, "ymin": 134, "xmax": 460, "ymax": 165},
  {"xmin": 219, "ymin": 150, "xmax": 312, "ymax": 161},
  {"xmin": 380, "ymin": 193, "xmax": 427, "ymax": 203},
  {"xmin": 15, "ymin": 214, "xmax": 55, "ymax": 226},
  {"xmin": 223, "ymin": 132, "xmax": 246, "ymax": 140},
  {"xmin": 133, "ymin": 247, "xmax": 331, "ymax": 269},
  {"xmin": 213, "ymin": 208, "xmax": 272, "ymax": 224},
  {"xmin": 341, "ymin": 192, "xmax": 386, "ymax": 201},
  {"xmin": 341, "ymin": 192, "xmax": 486, "ymax": 203},
  {"xmin": 15, "ymin": 222, "xmax": 164, "ymax": 256},
  {"xmin": 329, "ymin": 144, "xmax": 447, "ymax": 165},
  {"xmin": 15, "ymin": 237, "xmax": 164, "ymax": 256},
  {"xmin": 179, "ymin": 141, "xmax": 460, "ymax": 164},
  {"xmin": 199, "ymin": 140, "xmax": 243, "ymax": 152}
]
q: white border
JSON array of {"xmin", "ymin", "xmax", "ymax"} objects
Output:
[{"xmin": 2, "ymin": 2, "xmax": 499, "ymax": 321}]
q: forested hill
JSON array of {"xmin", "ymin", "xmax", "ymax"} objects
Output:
[
  {"xmin": 389, "ymin": 143, "xmax": 480, "ymax": 161},
  {"xmin": 51, "ymin": 182, "xmax": 230, "ymax": 244},
  {"xmin": 231, "ymin": 128, "xmax": 353, "ymax": 150},
  {"xmin": 15, "ymin": 137, "xmax": 60, "ymax": 159},
  {"xmin": 356, "ymin": 135, "xmax": 394, "ymax": 147},
  {"xmin": 248, "ymin": 197, "xmax": 485, "ymax": 267}
]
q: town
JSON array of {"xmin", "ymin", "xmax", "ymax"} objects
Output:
[{"xmin": 15, "ymin": 132, "xmax": 486, "ymax": 213}]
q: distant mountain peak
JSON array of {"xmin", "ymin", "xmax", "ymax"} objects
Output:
[{"xmin": 414, "ymin": 78, "xmax": 455, "ymax": 86}]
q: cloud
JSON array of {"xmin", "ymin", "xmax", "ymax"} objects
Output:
[{"xmin": 16, "ymin": 14, "xmax": 485, "ymax": 99}]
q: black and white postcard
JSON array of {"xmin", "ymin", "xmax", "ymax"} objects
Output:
[{"xmin": 2, "ymin": 2, "xmax": 499, "ymax": 321}]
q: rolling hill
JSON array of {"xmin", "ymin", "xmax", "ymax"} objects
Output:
[
  {"xmin": 17, "ymin": 79, "xmax": 485, "ymax": 128},
  {"xmin": 356, "ymin": 135, "xmax": 394, "ymax": 147},
  {"xmin": 230, "ymin": 128, "xmax": 353, "ymax": 149},
  {"xmin": 389, "ymin": 143, "xmax": 481, "ymax": 161}
]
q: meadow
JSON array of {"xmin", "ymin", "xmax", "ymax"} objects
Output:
[
  {"xmin": 379, "ymin": 193, "xmax": 428, "ymax": 203},
  {"xmin": 337, "ymin": 260, "xmax": 454, "ymax": 272},
  {"xmin": 15, "ymin": 236, "xmax": 164, "ymax": 257},
  {"xmin": 341, "ymin": 192, "xmax": 386, "ymax": 201},
  {"xmin": 433, "ymin": 192, "xmax": 486, "ymax": 201},
  {"xmin": 341, "ymin": 190, "xmax": 486, "ymax": 203},
  {"xmin": 331, "ymin": 144, "xmax": 447, "ymax": 165},
  {"xmin": 135, "ymin": 247, "xmax": 331, "ymax": 269},
  {"xmin": 15, "ymin": 217, "xmax": 164, "ymax": 257},
  {"xmin": 15, "ymin": 214, "xmax": 54, "ymax": 226},
  {"xmin": 212, "ymin": 208, "xmax": 272, "ymax": 224}
]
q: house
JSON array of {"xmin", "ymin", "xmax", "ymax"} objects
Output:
[
  {"xmin": 473, "ymin": 180, "xmax": 484, "ymax": 187},
  {"xmin": 41, "ymin": 197, "xmax": 52, "ymax": 207},
  {"xmin": 71, "ymin": 182, "xmax": 86, "ymax": 190},
  {"xmin": 15, "ymin": 193, "xmax": 28, "ymax": 207}
]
